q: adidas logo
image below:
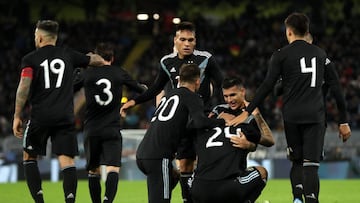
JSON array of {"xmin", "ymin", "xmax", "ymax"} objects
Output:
[
  {"xmin": 170, "ymin": 67, "xmax": 176, "ymax": 72},
  {"xmin": 295, "ymin": 184, "xmax": 303, "ymax": 190},
  {"xmin": 305, "ymin": 193, "xmax": 316, "ymax": 200},
  {"xmin": 104, "ymin": 196, "xmax": 108, "ymax": 201},
  {"xmin": 66, "ymin": 193, "xmax": 74, "ymax": 199},
  {"xmin": 37, "ymin": 190, "xmax": 43, "ymax": 195},
  {"xmin": 27, "ymin": 145, "xmax": 33, "ymax": 150}
]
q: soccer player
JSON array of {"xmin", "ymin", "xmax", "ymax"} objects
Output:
[
  {"xmin": 209, "ymin": 77, "xmax": 274, "ymax": 152},
  {"xmin": 76, "ymin": 43, "xmax": 147, "ymax": 203},
  {"xmin": 190, "ymin": 124, "xmax": 268, "ymax": 203},
  {"xmin": 12, "ymin": 20, "xmax": 104, "ymax": 203},
  {"xmin": 120, "ymin": 21, "xmax": 223, "ymax": 203},
  {"xmin": 136, "ymin": 64, "xmax": 225, "ymax": 203},
  {"xmin": 228, "ymin": 13, "xmax": 351, "ymax": 203},
  {"xmin": 274, "ymin": 33, "xmax": 350, "ymax": 203}
]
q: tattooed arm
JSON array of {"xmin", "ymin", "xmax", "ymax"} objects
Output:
[
  {"xmin": 13, "ymin": 76, "xmax": 32, "ymax": 138},
  {"xmin": 254, "ymin": 112, "xmax": 274, "ymax": 147}
]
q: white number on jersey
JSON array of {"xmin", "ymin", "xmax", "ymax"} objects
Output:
[
  {"xmin": 94, "ymin": 78, "xmax": 113, "ymax": 106},
  {"xmin": 206, "ymin": 126, "xmax": 241, "ymax": 148},
  {"xmin": 300, "ymin": 57, "xmax": 316, "ymax": 87},
  {"xmin": 151, "ymin": 95, "xmax": 180, "ymax": 122},
  {"xmin": 40, "ymin": 59, "xmax": 65, "ymax": 89}
]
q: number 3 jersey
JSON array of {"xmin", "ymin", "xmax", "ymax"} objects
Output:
[
  {"xmin": 194, "ymin": 124, "xmax": 261, "ymax": 180},
  {"xmin": 20, "ymin": 45, "xmax": 90, "ymax": 126},
  {"xmin": 136, "ymin": 87, "xmax": 225, "ymax": 159},
  {"xmin": 81, "ymin": 65, "xmax": 146, "ymax": 133}
]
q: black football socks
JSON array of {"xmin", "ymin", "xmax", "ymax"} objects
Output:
[
  {"xmin": 103, "ymin": 172, "xmax": 119, "ymax": 203},
  {"xmin": 24, "ymin": 160, "xmax": 44, "ymax": 203},
  {"xmin": 62, "ymin": 166, "xmax": 77, "ymax": 203},
  {"xmin": 88, "ymin": 173, "xmax": 101, "ymax": 203}
]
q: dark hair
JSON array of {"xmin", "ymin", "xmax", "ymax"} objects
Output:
[
  {"xmin": 36, "ymin": 20, "xmax": 59, "ymax": 35},
  {"xmin": 176, "ymin": 21, "xmax": 196, "ymax": 33},
  {"xmin": 179, "ymin": 64, "xmax": 200, "ymax": 83},
  {"xmin": 284, "ymin": 12, "xmax": 309, "ymax": 36},
  {"xmin": 94, "ymin": 42, "xmax": 114, "ymax": 61},
  {"xmin": 222, "ymin": 77, "xmax": 244, "ymax": 89}
]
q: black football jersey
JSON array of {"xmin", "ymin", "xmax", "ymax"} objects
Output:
[
  {"xmin": 82, "ymin": 65, "xmax": 146, "ymax": 133},
  {"xmin": 20, "ymin": 45, "xmax": 90, "ymax": 126},
  {"xmin": 194, "ymin": 124, "xmax": 260, "ymax": 180},
  {"xmin": 136, "ymin": 87, "xmax": 224, "ymax": 159},
  {"xmin": 247, "ymin": 40, "xmax": 328, "ymax": 123},
  {"xmin": 134, "ymin": 50, "xmax": 223, "ymax": 105}
]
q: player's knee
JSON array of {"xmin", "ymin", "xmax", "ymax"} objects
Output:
[
  {"xmin": 23, "ymin": 151, "xmax": 37, "ymax": 161},
  {"xmin": 287, "ymin": 147, "xmax": 302, "ymax": 162},
  {"xmin": 254, "ymin": 166, "xmax": 268, "ymax": 181},
  {"xmin": 106, "ymin": 166, "xmax": 120, "ymax": 174},
  {"xmin": 89, "ymin": 167, "xmax": 101, "ymax": 175},
  {"xmin": 58, "ymin": 155, "xmax": 75, "ymax": 168},
  {"xmin": 178, "ymin": 159, "xmax": 195, "ymax": 172}
]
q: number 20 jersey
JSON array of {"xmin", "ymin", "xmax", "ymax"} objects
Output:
[
  {"xmin": 136, "ymin": 87, "xmax": 224, "ymax": 159},
  {"xmin": 20, "ymin": 45, "xmax": 90, "ymax": 126}
]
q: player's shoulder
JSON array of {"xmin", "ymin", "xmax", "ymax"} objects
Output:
[
  {"xmin": 211, "ymin": 104, "xmax": 230, "ymax": 115},
  {"xmin": 193, "ymin": 50, "xmax": 213, "ymax": 58},
  {"xmin": 160, "ymin": 52, "xmax": 178, "ymax": 63}
]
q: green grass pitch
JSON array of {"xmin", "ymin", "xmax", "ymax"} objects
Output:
[{"xmin": 0, "ymin": 179, "xmax": 359, "ymax": 202}]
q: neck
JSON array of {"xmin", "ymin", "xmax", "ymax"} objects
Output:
[
  {"xmin": 40, "ymin": 41, "xmax": 56, "ymax": 47},
  {"xmin": 288, "ymin": 36, "xmax": 306, "ymax": 44},
  {"xmin": 180, "ymin": 83, "xmax": 196, "ymax": 92}
]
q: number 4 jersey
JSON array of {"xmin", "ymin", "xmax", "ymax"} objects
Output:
[{"xmin": 20, "ymin": 45, "xmax": 90, "ymax": 126}]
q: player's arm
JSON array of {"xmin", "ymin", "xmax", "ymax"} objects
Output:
[
  {"xmin": 324, "ymin": 61, "xmax": 351, "ymax": 142},
  {"xmin": 13, "ymin": 67, "xmax": 33, "ymax": 138},
  {"xmin": 206, "ymin": 56, "xmax": 224, "ymax": 102},
  {"xmin": 253, "ymin": 111, "xmax": 274, "ymax": 147},
  {"xmin": 187, "ymin": 95, "xmax": 225, "ymax": 129},
  {"xmin": 121, "ymin": 69, "xmax": 148, "ymax": 94},
  {"xmin": 228, "ymin": 52, "xmax": 282, "ymax": 126},
  {"xmin": 120, "ymin": 68, "xmax": 169, "ymax": 117}
]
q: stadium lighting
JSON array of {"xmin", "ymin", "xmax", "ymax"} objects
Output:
[
  {"xmin": 137, "ymin": 14, "xmax": 149, "ymax": 21},
  {"xmin": 172, "ymin": 17, "xmax": 181, "ymax": 24},
  {"xmin": 153, "ymin": 13, "xmax": 160, "ymax": 20}
]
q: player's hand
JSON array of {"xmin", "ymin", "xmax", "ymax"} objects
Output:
[
  {"xmin": 13, "ymin": 117, "xmax": 23, "ymax": 138},
  {"xmin": 230, "ymin": 132, "xmax": 252, "ymax": 150},
  {"xmin": 226, "ymin": 111, "xmax": 249, "ymax": 126},
  {"xmin": 120, "ymin": 100, "xmax": 136, "ymax": 118},
  {"xmin": 339, "ymin": 123, "xmax": 351, "ymax": 142}
]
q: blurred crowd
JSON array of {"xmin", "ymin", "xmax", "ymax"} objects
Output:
[{"xmin": 0, "ymin": 0, "xmax": 360, "ymax": 144}]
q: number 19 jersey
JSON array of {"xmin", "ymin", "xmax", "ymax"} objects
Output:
[{"xmin": 20, "ymin": 45, "xmax": 90, "ymax": 126}]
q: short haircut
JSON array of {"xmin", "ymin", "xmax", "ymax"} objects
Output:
[
  {"xmin": 176, "ymin": 21, "xmax": 196, "ymax": 34},
  {"xmin": 179, "ymin": 64, "xmax": 200, "ymax": 83},
  {"xmin": 94, "ymin": 42, "xmax": 114, "ymax": 61},
  {"xmin": 36, "ymin": 20, "xmax": 59, "ymax": 36},
  {"xmin": 222, "ymin": 77, "xmax": 244, "ymax": 89},
  {"xmin": 284, "ymin": 12, "xmax": 309, "ymax": 37}
]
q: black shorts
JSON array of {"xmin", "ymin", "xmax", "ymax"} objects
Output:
[
  {"xmin": 284, "ymin": 122, "xmax": 326, "ymax": 162},
  {"xmin": 176, "ymin": 132, "xmax": 196, "ymax": 160},
  {"xmin": 191, "ymin": 167, "xmax": 266, "ymax": 203},
  {"xmin": 84, "ymin": 127, "xmax": 122, "ymax": 171},
  {"xmin": 136, "ymin": 158, "xmax": 177, "ymax": 203},
  {"xmin": 23, "ymin": 120, "xmax": 78, "ymax": 157}
]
